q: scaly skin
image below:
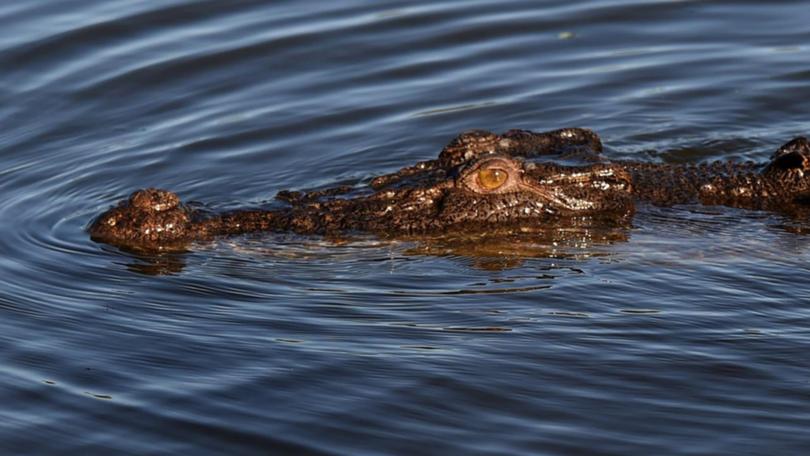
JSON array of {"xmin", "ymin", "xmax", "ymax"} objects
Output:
[
  {"xmin": 89, "ymin": 129, "xmax": 810, "ymax": 252},
  {"xmin": 625, "ymin": 136, "xmax": 810, "ymax": 210}
]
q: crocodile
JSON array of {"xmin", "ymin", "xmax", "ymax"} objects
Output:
[{"xmin": 89, "ymin": 128, "xmax": 810, "ymax": 252}]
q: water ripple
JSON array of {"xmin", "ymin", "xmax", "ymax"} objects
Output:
[{"xmin": 3, "ymin": 1, "xmax": 810, "ymax": 455}]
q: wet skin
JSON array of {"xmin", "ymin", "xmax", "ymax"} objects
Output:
[{"xmin": 89, "ymin": 128, "xmax": 810, "ymax": 252}]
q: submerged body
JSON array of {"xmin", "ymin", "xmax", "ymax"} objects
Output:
[{"xmin": 89, "ymin": 128, "xmax": 810, "ymax": 251}]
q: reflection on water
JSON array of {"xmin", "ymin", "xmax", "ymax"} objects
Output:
[
  {"xmin": 113, "ymin": 216, "xmax": 630, "ymax": 275},
  {"xmin": 2, "ymin": 0, "xmax": 810, "ymax": 455}
]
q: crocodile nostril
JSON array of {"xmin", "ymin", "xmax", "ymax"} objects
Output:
[{"xmin": 129, "ymin": 188, "xmax": 180, "ymax": 212}]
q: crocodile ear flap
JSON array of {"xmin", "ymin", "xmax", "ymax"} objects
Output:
[{"xmin": 764, "ymin": 137, "xmax": 810, "ymax": 174}]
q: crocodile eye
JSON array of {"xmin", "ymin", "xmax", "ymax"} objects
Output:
[
  {"xmin": 477, "ymin": 168, "xmax": 508, "ymax": 190},
  {"xmin": 460, "ymin": 156, "xmax": 522, "ymax": 194}
]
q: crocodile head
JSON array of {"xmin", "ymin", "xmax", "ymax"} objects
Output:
[
  {"xmin": 89, "ymin": 129, "xmax": 634, "ymax": 251},
  {"xmin": 90, "ymin": 160, "xmax": 633, "ymax": 252}
]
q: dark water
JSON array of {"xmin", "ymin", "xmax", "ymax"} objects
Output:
[{"xmin": 2, "ymin": 1, "xmax": 810, "ymax": 454}]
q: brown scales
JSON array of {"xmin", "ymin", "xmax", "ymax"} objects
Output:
[{"xmin": 89, "ymin": 129, "xmax": 810, "ymax": 252}]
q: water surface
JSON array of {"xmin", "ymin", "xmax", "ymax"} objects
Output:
[{"xmin": 2, "ymin": 1, "xmax": 810, "ymax": 454}]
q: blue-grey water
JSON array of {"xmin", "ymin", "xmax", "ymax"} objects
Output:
[{"xmin": 2, "ymin": 1, "xmax": 810, "ymax": 454}]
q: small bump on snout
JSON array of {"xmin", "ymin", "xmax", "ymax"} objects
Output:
[{"xmin": 129, "ymin": 188, "xmax": 180, "ymax": 212}]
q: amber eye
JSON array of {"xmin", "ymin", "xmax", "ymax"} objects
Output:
[{"xmin": 477, "ymin": 167, "xmax": 508, "ymax": 190}]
